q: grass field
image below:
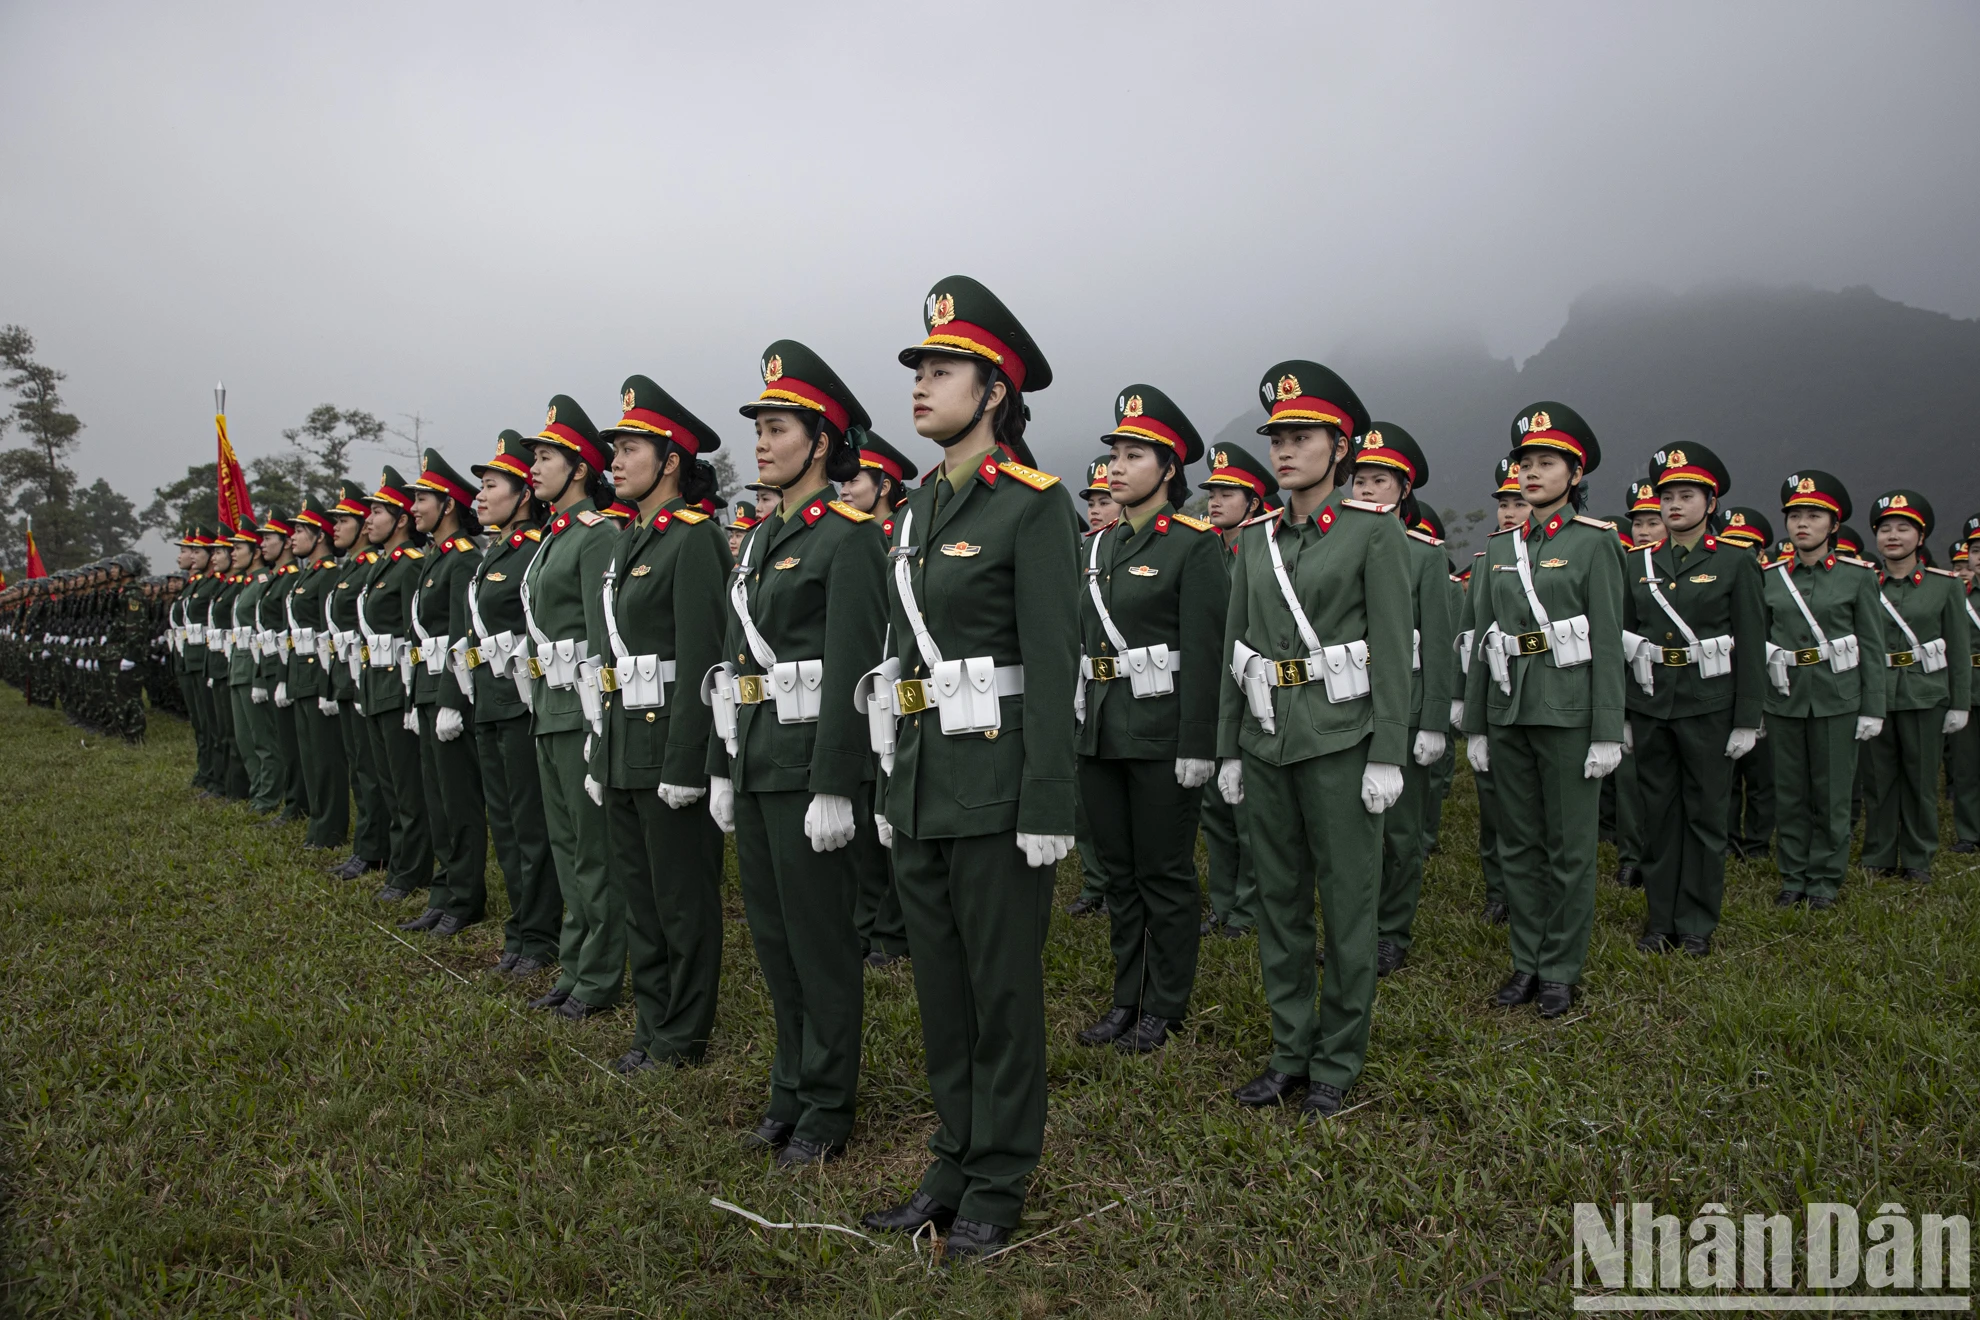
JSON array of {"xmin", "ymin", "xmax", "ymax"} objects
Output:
[{"xmin": 2, "ymin": 696, "xmax": 1977, "ymax": 1317}]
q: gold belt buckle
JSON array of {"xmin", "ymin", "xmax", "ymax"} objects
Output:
[
  {"xmin": 599, "ymin": 666, "xmax": 619, "ymax": 693},
  {"xmin": 1274, "ymin": 657, "xmax": 1309, "ymax": 687},
  {"xmin": 1890, "ymin": 650, "xmax": 1915, "ymax": 667},
  {"xmin": 1517, "ymin": 629, "xmax": 1550, "ymax": 656},
  {"xmin": 409, "ymin": 646, "xmax": 422, "ymax": 664},
  {"xmin": 736, "ymin": 674, "xmax": 765, "ymax": 705},
  {"xmin": 1970, "ymin": 653, "xmax": 1980, "ymax": 668},
  {"xmin": 1794, "ymin": 647, "xmax": 1823, "ymax": 666},
  {"xmin": 360, "ymin": 644, "xmax": 371, "ymax": 663},
  {"xmin": 1089, "ymin": 656, "xmax": 1117, "ymax": 682},
  {"xmin": 465, "ymin": 647, "xmax": 482, "ymax": 670},
  {"xmin": 895, "ymin": 677, "xmax": 928, "ymax": 714},
  {"xmin": 1662, "ymin": 647, "xmax": 1690, "ymax": 666},
  {"xmin": 526, "ymin": 656, "xmax": 545, "ymax": 679}
]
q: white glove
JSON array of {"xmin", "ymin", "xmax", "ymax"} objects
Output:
[
  {"xmin": 1174, "ymin": 758, "xmax": 1213, "ymax": 789},
  {"xmin": 435, "ymin": 707, "xmax": 464, "ymax": 742},
  {"xmin": 1725, "ymin": 726, "xmax": 1759, "ymax": 760},
  {"xmin": 250, "ymin": 686, "xmax": 268, "ymax": 704},
  {"xmin": 1855, "ymin": 716, "xmax": 1884, "ymax": 742},
  {"xmin": 1583, "ymin": 740, "xmax": 1624, "ymax": 779},
  {"xmin": 273, "ymin": 682, "xmax": 290, "ymax": 708},
  {"xmin": 874, "ymin": 812, "xmax": 894, "ymax": 849},
  {"xmin": 403, "ymin": 708, "xmax": 419, "ymax": 733},
  {"xmin": 1946, "ymin": 709, "xmax": 1971, "ymax": 735},
  {"xmin": 657, "ymin": 782, "xmax": 707, "ymax": 810},
  {"xmin": 584, "ymin": 774, "xmax": 602, "ymax": 805},
  {"xmin": 1622, "ymin": 720, "xmax": 1634, "ymax": 755},
  {"xmin": 1217, "ymin": 757, "xmax": 1244, "ymax": 805},
  {"xmin": 317, "ymin": 698, "xmax": 340, "ymax": 715},
  {"xmin": 1017, "ymin": 833, "xmax": 1073, "ymax": 868},
  {"xmin": 804, "ymin": 793, "xmax": 857, "ymax": 852},
  {"xmin": 206, "ymin": 677, "xmax": 214, "ymax": 688},
  {"xmin": 119, "ymin": 658, "xmax": 136, "ymax": 671},
  {"xmin": 353, "ymin": 701, "xmax": 365, "ymax": 717},
  {"xmin": 1449, "ymin": 699, "xmax": 1464, "ymax": 730},
  {"xmin": 708, "ymin": 776, "xmax": 736, "ymax": 833},
  {"xmin": 880, "ymin": 751, "xmax": 894, "ymax": 775},
  {"xmin": 583, "ymin": 734, "xmax": 593, "ymax": 760},
  {"xmin": 1360, "ymin": 761, "xmax": 1405, "ymax": 813},
  {"xmin": 1412, "ymin": 730, "xmax": 1446, "ymax": 766},
  {"xmin": 1467, "ymin": 735, "xmax": 1490, "ymax": 774}
]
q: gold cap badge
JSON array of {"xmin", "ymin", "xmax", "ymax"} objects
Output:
[
  {"xmin": 546, "ymin": 404, "xmax": 557, "ymax": 426},
  {"xmin": 1275, "ymin": 374, "xmax": 1302, "ymax": 403},
  {"xmin": 1212, "ymin": 450, "xmax": 1229, "ymax": 470},
  {"xmin": 1122, "ymin": 394, "xmax": 1144, "ymax": 418},
  {"xmin": 1796, "ymin": 477, "xmax": 1815, "ymax": 494},
  {"xmin": 929, "ymin": 292, "xmax": 956, "ymax": 327},
  {"xmin": 1888, "ymin": 493, "xmax": 1909, "ymax": 508},
  {"xmin": 763, "ymin": 355, "xmax": 783, "ymax": 384},
  {"xmin": 623, "ymin": 388, "xmax": 636, "ymax": 411},
  {"xmin": 1362, "ymin": 430, "xmax": 1384, "ymax": 449}
]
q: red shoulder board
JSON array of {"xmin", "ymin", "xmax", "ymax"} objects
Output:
[{"xmin": 799, "ymin": 499, "xmax": 827, "ymax": 525}]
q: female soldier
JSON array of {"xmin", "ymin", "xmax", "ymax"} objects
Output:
[
  {"xmin": 1606, "ymin": 478, "xmax": 1668, "ymax": 889},
  {"xmin": 860, "ymin": 279, "xmax": 1079, "ymax": 1260},
  {"xmin": 1468, "ymin": 458, "xmax": 1529, "ymax": 924},
  {"xmin": 226, "ymin": 520, "xmax": 278, "ymax": 813},
  {"xmin": 467, "ymin": 433, "xmax": 560, "ymax": 977},
  {"xmin": 1351, "ymin": 424, "xmax": 1456, "ymax": 977},
  {"xmin": 325, "ymin": 481, "xmax": 392, "ymax": 881},
  {"xmin": 1412, "ymin": 506, "xmax": 1463, "ymax": 861},
  {"xmin": 1759, "ymin": 471, "xmax": 1886, "ymax": 908},
  {"xmin": 593, "ymin": 376, "xmax": 729, "ymax": 1073},
  {"xmin": 1067, "ymin": 454, "xmax": 1120, "ymax": 921},
  {"xmin": 705, "ymin": 341, "xmax": 884, "ymax": 1164},
  {"xmin": 172, "ymin": 528, "xmax": 219, "ymax": 794},
  {"xmin": 254, "ymin": 510, "xmax": 307, "ymax": 823},
  {"xmin": 1461, "ymin": 403, "xmax": 1626, "ymax": 1019},
  {"xmin": 1196, "ymin": 442, "xmax": 1277, "ymax": 938},
  {"xmin": 1717, "ymin": 507, "xmax": 1779, "ymax": 859},
  {"xmin": 399, "ymin": 450, "xmax": 488, "ymax": 938},
  {"xmin": 283, "ymin": 496, "xmax": 349, "ymax": 852},
  {"xmin": 1859, "ymin": 491, "xmax": 1970, "ymax": 881},
  {"xmin": 520, "ymin": 396, "xmax": 621, "ymax": 1019},
  {"xmin": 1071, "ymin": 384, "xmax": 1226, "ymax": 1056},
  {"xmin": 1951, "ymin": 516, "xmax": 1980, "ymax": 854},
  {"xmin": 357, "ymin": 468, "xmax": 435, "ymax": 908}
]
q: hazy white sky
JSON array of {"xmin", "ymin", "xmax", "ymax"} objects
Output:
[{"xmin": 3, "ymin": 0, "xmax": 1976, "ymax": 544}]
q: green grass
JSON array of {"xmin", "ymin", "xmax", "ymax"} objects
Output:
[{"xmin": 2, "ymin": 696, "xmax": 1976, "ymax": 1317}]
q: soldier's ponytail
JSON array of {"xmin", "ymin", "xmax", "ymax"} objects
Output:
[{"xmin": 679, "ymin": 454, "xmax": 719, "ymax": 508}]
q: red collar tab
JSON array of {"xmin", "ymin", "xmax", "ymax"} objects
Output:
[
  {"xmin": 979, "ymin": 458, "xmax": 1002, "ymax": 485},
  {"xmin": 1544, "ymin": 514, "xmax": 1566, "ymax": 539},
  {"xmin": 882, "ymin": 518, "xmax": 896, "ymax": 539},
  {"xmin": 651, "ymin": 509, "xmax": 672, "ymax": 531},
  {"xmin": 1316, "ymin": 505, "xmax": 1337, "ymax": 534},
  {"xmin": 389, "ymin": 547, "xmax": 404, "ymax": 561},
  {"xmin": 1154, "ymin": 513, "xmax": 1172, "ymax": 534},
  {"xmin": 509, "ymin": 530, "xmax": 528, "ymax": 547},
  {"xmin": 550, "ymin": 514, "xmax": 572, "ymax": 535},
  {"xmin": 799, "ymin": 500, "xmax": 827, "ymax": 526},
  {"xmin": 1823, "ymin": 554, "xmax": 1836, "ymax": 569},
  {"xmin": 1702, "ymin": 534, "xmax": 1717, "ymax": 551}
]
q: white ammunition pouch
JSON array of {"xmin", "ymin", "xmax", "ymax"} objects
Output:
[
  {"xmin": 701, "ymin": 661, "xmax": 740, "ymax": 756},
  {"xmin": 366, "ymin": 634, "xmax": 395, "ymax": 668},
  {"xmin": 888, "ymin": 508, "xmax": 1023, "ymax": 737},
  {"xmin": 396, "ymin": 639, "xmax": 415, "ymax": 690},
  {"xmin": 1880, "ymin": 591, "xmax": 1947, "ymax": 673},
  {"xmin": 1484, "ymin": 623, "xmax": 1512, "ymax": 694},
  {"xmin": 1455, "ymin": 628, "xmax": 1473, "ymax": 676},
  {"xmin": 449, "ymin": 636, "xmax": 474, "ymax": 697},
  {"xmin": 576, "ymin": 655, "xmax": 604, "ymax": 728},
  {"xmin": 1079, "ymin": 531, "xmax": 1181, "ymax": 719},
  {"xmin": 854, "ymin": 655, "xmax": 902, "ymax": 758},
  {"xmin": 769, "ymin": 658, "xmax": 824, "ymax": 724},
  {"xmin": 537, "ymin": 637, "xmax": 585, "ymax": 690},
  {"xmin": 614, "ymin": 656, "xmax": 676, "ymax": 711},
  {"xmin": 476, "ymin": 631, "xmax": 518, "ymax": 678},
  {"xmin": 423, "ymin": 634, "xmax": 450, "ymax": 676}
]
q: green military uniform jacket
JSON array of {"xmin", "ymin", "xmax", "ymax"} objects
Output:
[
  {"xmin": 1873, "ymin": 566, "xmax": 1972, "ymax": 713},
  {"xmin": 1217, "ymin": 487, "xmax": 1415, "ymax": 768},
  {"xmin": 358, "ymin": 545, "xmax": 426, "ymax": 716},
  {"xmin": 325, "ymin": 551, "xmax": 375, "ymax": 704},
  {"xmin": 228, "ymin": 570, "xmax": 270, "ymax": 688},
  {"xmin": 255, "ymin": 563, "xmax": 301, "ymax": 694},
  {"xmin": 409, "ymin": 535, "xmax": 481, "ymax": 712},
  {"xmin": 875, "ymin": 454, "xmax": 1081, "ymax": 839},
  {"xmin": 1074, "ymin": 505, "xmax": 1227, "ymax": 762},
  {"xmin": 707, "ymin": 490, "xmax": 885, "ymax": 800},
  {"xmin": 284, "ymin": 556, "xmax": 339, "ymax": 701},
  {"xmin": 1620, "ymin": 533, "xmax": 1767, "ymax": 727},
  {"xmin": 465, "ymin": 523, "xmax": 541, "ymax": 726},
  {"xmin": 593, "ymin": 499, "xmax": 730, "ymax": 791},
  {"xmin": 189, "ymin": 573, "xmax": 226, "ymax": 681},
  {"xmin": 1759, "ymin": 551, "xmax": 1888, "ymax": 721},
  {"xmin": 1403, "ymin": 528, "xmax": 1458, "ymax": 732},
  {"xmin": 1461, "ymin": 511, "xmax": 1627, "ymax": 744},
  {"xmin": 520, "ymin": 499, "xmax": 616, "ymax": 738}
]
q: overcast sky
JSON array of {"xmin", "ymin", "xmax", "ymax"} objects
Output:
[{"xmin": 3, "ymin": 0, "xmax": 1976, "ymax": 552}]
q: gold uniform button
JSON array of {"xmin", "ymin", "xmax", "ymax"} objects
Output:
[
  {"xmin": 644, "ymin": 711, "xmax": 656, "ymax": 723},
  {"xmin": 984, "ymin": 729, "xmax": 998, "ymax": 741}
]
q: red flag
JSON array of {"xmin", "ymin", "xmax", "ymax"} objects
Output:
[
  {"xmin": 24, "ymin": 521, "xmax": 47, "ymax": 578},
  {"xmin": 216, "ymin": 408, "xmax": 256, "ymax": 530}
]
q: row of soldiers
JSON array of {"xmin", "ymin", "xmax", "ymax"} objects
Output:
[
  {"xmin": 0, "ymin": 553, "xmax": 178, "ymax": 741},
  {"xmin": 33, "ymin": 274, "xmax": 1980, "ymax": 1263}
]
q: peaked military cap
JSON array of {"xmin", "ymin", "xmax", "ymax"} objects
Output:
[
  {"xmin": 1352, "ymin": 421, "xmax": 1429, "ymax": 489},
  {"xmin": 1079, "ymin": 455, "xmax": 1114, "ymax": 499},
  {"xmin": 259, "ymin": 508, "xmax": 295, "ymax": 537},
  {"xmin": 1834, "ymin": 524, "xmax": 1867, "ymax": 556},
  {"xmin": 370, "ymin": 465, "xmax": 415, "ymax": 512},
  {"xmin": 601, "ymin": 500, "xmax": 637, "ymax": 525},
  {"xmin": 1493, "ymin": 456, "xmax": 1521, "ymax": 495},
  {"xmin": 1606, "ymin": 515, "xmax": 1638, "ymax": 549},
  {"xmin": 332, "ymin": 479, "xmax": 371, "ymax": 518},
  {"xmin": 854, "ymin": 431, "xmax": 913, "ymax": 485},
  {"xmin": 1780, "ymin": 469, "xmax": 1850, "ymax": 521},
  {"xmin": 1871, "ymin": 489, "xmax": 1932, "ymax": 537},
  {"xmin": 602, "ymin": 374, "xmax": 723, "ymax": 455},
  {"xmin": 1255, "ymin": 360, "xmax": 1368, "ymax": 438},
  {"xmin": 899, "ymin": 276, "xmax": 1052, "ymax": 392},
  {"xmin": 741, "ymin": 340, "xmax": 871, "ymax": 435},
  {"xmin": 1102, "ymin": 384, "xmax": 1204, "ymax": 465},
  {"xmin": 1510, "ymin": 401, "xmax": 1600, "ymax": 474},
  {"xmin": 1715, "ymin": 507, "xmax": 1773, "ymax": 548},
  {"xmin": 295, "ymin": 494, "xmax": 334, "ymax": 534},
  {"xmin": 188, "ymin": 524, "xmax": 218, "ymax": 547},
  {"xmin": 174, "ymin": 526, "xmax": 200, "ymax": 546},
  {"xmin": 415, "ymin": 448, "xmax": 477, "ymax": 506},
  {"xmin": 472, "ymin": 429, "xmax": 535, "ymax": 484},
  {"xmin": 1962, "ymin": 513, "xmax": 1980, "ymax": 544},
  {"xmin": 1651, "ymin": 441, "xmax": 1730, "ymax": 494},
  {"xmin": 726, "ymin": 509, "xmax": 761, "ymax": 533},
  {"xmin": 1414, "ymin": 506, "xmax": 1447, "ymax": 539},
  {"xmin": 1949, "ymin": 538, "xmax": 1968, "ymax": 565},
  {"xmin": 533, "ymin": 394, "xmax": 612, "ymax": 473},
  {"xmin": 227, "ymin": 520, "xmax": 259, "ymax": 545},
  {"xmin": 1627, "ymin": 478, "xmax": 1661, "ymax": 513},
  {"xmin": 1200, "ymin": 439, "xmax": 1278, "ymax": 500}
]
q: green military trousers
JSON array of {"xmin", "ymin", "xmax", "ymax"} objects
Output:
[
  {"xmin": 1612, "ymin": 748, "xmax": 1645, "ymax": 872},
  {"xmin": 1072, "ymin": 779, "xmax": 1111, "ymax": 907},
  {"xmin": 534, "ymin": 728, "xmax": 623, "ymax": 1008},
  {"xmin": 1243, "ymin": 738, "xmax": 1379, "ymax": 1091},
  {"xmin": 1769, "ymin": 713, "xmax": 1859, "ymax": 898},
  {"xmin": 1472, "ymin": 755, "xmax": 1505, "ymax": 908},
  {"xmin": 605, "ymin": 786, "xmax": 726, "ymax": 1063},
  {"xmin": 1860, "ymin": 706, "xmax": 1948, "ymax": 873},
  {"xmin": 1634, "ymin": 709, "xmax": 1736, "ymax": 938},
  {"xmin": 1729, "ymin": 721, "xmax": 1776, "ymax": 859},
  {"xmin": 233, "ymin": 684, "xmax": 281, "ymax": 812},
  {"xmin": 1198, "ymin": 782, "xmax": 1258, "ymax": 932},
  {"xmin": 366, "ymin": 710, "xmax": 433, "ymax": 892},
  {"xmin": 1078, "ymin": 756, "xmax": 1203, "ymax": 1022},
  {"xmin": 1420, "ymin": 735, "xmax": 1456, "ymax": 857},
  {"xmin": 851, "ymin": 786, "xmax": 908, "ymax": 959},
  {"xmin": 209, "ymin": 678, "xmax": 249, "ymax": 799},
  {"xmin": 181, "ymin": 671, "xmax": 214, "ymax": 790},
  {"xmin": 272, "ymin": 696, "xmax": 306, "ymax": 821},
  {"xmin": 416, "ymin": 708, "xmax": 487, "ymax": 923},
  {"xmin": 478, "ymin": 715, "xmax": 560, "ymax": 963},
  {"xmin": 1489, "ymin": 722, "xmax": 1600, "ymax": 985},
  {"xmin": 339, "ymin": 700, "xmax": 392, "ymax": 865},
  {"xmin": 1377, "ymin": 750, "xmax": 1433, "ymax": 954},
  {"xmin": 294, "ymin": 696, "xmax": 350, "ymax": 849},
  {"xmin": 733, "ymin": 788, "xmax": 863, "ymax": 1146},
  {"xmin": 1949, "ymin": 710, "xmax": 1980, "ymax": 848},
  {"xmin": 893, "ymin": 828, "xmax": 1055, "ymax": 1230}
]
